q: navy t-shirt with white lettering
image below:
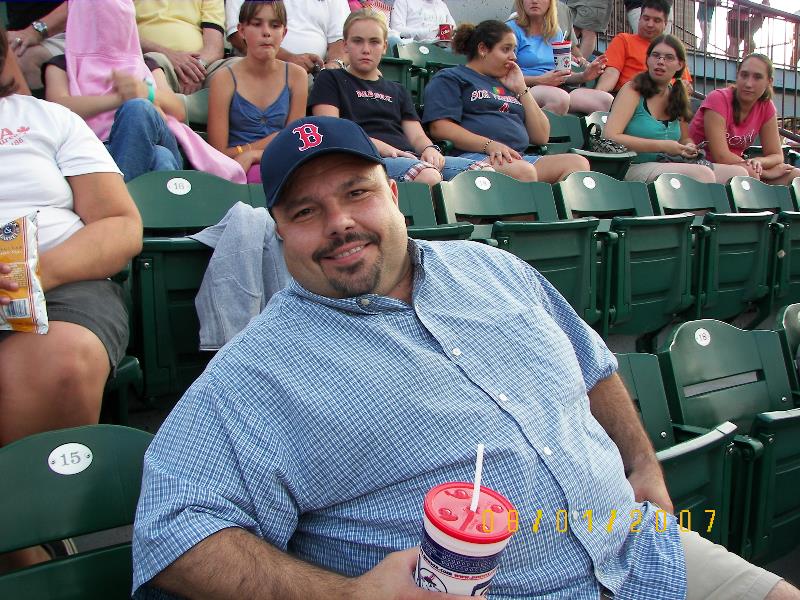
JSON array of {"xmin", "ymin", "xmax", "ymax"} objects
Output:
[
  {"xmin": 422, "ymin": 65, "xmax": 530, "ymax": 153},
  {"xmin": 309, "ymin": 69, "xmax": 418, "ymax": 152}
]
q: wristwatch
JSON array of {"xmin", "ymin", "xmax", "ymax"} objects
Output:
[{"xmin": 31, "ymin": 20, "xmax": 49, "ymax": 39}]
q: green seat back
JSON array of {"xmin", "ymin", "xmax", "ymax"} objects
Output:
[
  {"xmin": 699, "ymin": 212, "xmax": 772, "ymax": 322},
  {"xmin": 0, "ymin": 425, "xmax": 153, "ymax": 600},
  {"xmin": 555, "ymin": 172, "xmax": 692, "ymax": 342},
  {"xmin": 433, "ymin": 171, "xmax": 560, "ymax": 237},
  {"xmin": 727, "ymin": 176, "xmax": 795, "ymax": 213},
  {"xmin": 775, "ymin": 303, "xmax": 800, "ymax": 401},
  {"xmin": 379, "ymin": 56, "xmax": 413, "ymax": 91},
  {"xmin": 394, "ymin": 41, "xmax": 464, "ymax": 69},
  {"xmin": 648, "ymin": 173, "xmax": 732, "ymax": 219},
  {"xmin": 648, "ymin": 174, "xmax": 737, "ymax": 318},
  {"xmin": 616, "ymin": 352, "xmax": 735, "ymax": 544},
  {"xmin": 791, "ymin": 178, "xmax": 800, "ymax": 209},
  {"xmin": 657, "ymin": 319, "xmax": 800, "ymax": 562},
  {"xmin": 554, "ymin": 171, "xmax": 653, "ymax": 218},
  {"xmin": 433, "ymin": 172, "xmax": 599, "ymax": 322},
  {"xmin": 396, "ymin": 181, "xmax": 473, "ymax": 240},
  {"xmin": 394, "ymin": 42, "xmax": 464, "ymax": 107},
  {"xmin": 543, "ymin": 111, "xmax": 586, "ymax": 155},
  {"xmin": 128, "ymin": 171, "xmax": 266, "ymax": 400}
]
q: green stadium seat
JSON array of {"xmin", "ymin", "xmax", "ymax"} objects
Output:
[
  {"xmin": 727, "ymin": 176, "xmax": 800, "ymax": 305},
  {"xmin": 0, "ymin": 425, "xmax": 153, "ymax": 600},
  {"xmin": 616, "ymin": 352, "xmax": 736, "ymax": 545},
  {"xmin": 379, "ymin": 56, "xmax": 413, "ymax": 91},
  {"xmin": 101, "ymin": 355, "xmax": 143, "ymax": 425},
  {"xmin": 555, "ymin": 172, "xmax": 693, "ymax": 345},
  {"xmin": 394, "ymin": 42, "xmax": 465, "ymax": 107},
  {"xmin": 127, "ymin": 170, "xmax": 266, "ymax": 401},
  {"xmin": 649, "ymin": 173, "xmax": 772, "ymax": 325},
  {"xmin": 396, "ymin": 181, "xmax": 473, "ymax": 240},
  {"xmin": 773, "ymin": 303, "xmax": 800, "ymax": 406},
  {"xmin": 542, "ymin": 111, "xmax": 635, "ymax": 180},
  {"xmin": 657, "ymin": 319, "xmax": 800, "ymax": 562},
  {"xmin": 433, "ymin": 171, "xmax": 600, "ymax": 323}
]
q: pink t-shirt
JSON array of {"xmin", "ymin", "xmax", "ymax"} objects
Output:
[{"xmin": 689, "ymin": 87, "xmax": 776, "ymax": 162}]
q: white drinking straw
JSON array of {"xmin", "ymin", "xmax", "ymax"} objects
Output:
[{"xmin": 470, "ymin": 443, "xmax": 485, "ymax": 513}]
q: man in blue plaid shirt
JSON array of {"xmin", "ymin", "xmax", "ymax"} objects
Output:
[{"xmin": 132, "ymin": 116, "xmax": 797, "ymax": 600}]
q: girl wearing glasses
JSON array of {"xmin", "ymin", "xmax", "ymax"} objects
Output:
[
  {"xmin": 690, "ymin": 53, "xmax": 800, "ymax": 185},
  {"xmin": 605, "ymin": 34, "xmax": 745, "ymax": 183}
]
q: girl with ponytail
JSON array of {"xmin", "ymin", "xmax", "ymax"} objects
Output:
[{"xmin": 605, "ymin": 34, "xmax": 746, "ymax": 184}]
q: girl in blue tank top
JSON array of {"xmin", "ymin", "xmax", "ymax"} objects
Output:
[{"xmin": 208, "ymin": 1, "xmax": 307, "ymax": 182}]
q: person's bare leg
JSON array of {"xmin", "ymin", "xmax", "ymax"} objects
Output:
[
  {"xmin": 532, "ymin": 154, "xmax": 590, "ymax": 183},
  {"xmin": 493, "ymin": 158, "xmax": 538, "ymax": 182},
  {"xmin": 530, "ymin": 85, "xmax": 570, "ymax": 115},
  {"xmin": 568, "ymin": 88, "xmax": 613, "ymax": 114},
  {"xmin": 762, "ymin": 165, "xmax": 800, "ymax": 186},
  {"xmin": 16, "ymin": 45, "xmax": 52, "ymax": 90},
  {"xmin": 712, "ymin": 162, "xmax": 749, "ymax": 184},
  {"xmin": 0, "ymin": 321, "xmax": 109, "ymax": 445},
  {"xmin": 0, "ymin": 322, "xmax": 108, "ymax": 571}
]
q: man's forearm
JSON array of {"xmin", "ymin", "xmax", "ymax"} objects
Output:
[
  {"xmin": 151, "ymin": 527, "xmax": 354, "ymax": 600},
  {"xmin": 325, "ymin": 40, "xmax": 345, "ymax": 63},
  {"xmin": 41, "ymin": 2, "xmax": 68, "ymax": 37},
  {"xmin": 198, "ymin": 27, "xmax": 224, "ymax": 64},
  {"xmin": 595, "ymin": 67, "xmax": 619, "ymax": 93},
  {"xmin": 588, "ymin": 373, "xmax": 658, "ymax": 473}
]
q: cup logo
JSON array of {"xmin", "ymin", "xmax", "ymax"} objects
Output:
[{"xmin": 293, "ymin": 124, "xmax": 324, "ymax": 152}]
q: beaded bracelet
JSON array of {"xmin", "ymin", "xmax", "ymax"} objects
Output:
[{"xmin": 481, "ymin": 139, "xmax": 493, "ymax": 153}]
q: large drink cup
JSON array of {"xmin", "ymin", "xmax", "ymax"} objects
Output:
[
  {"xmin": 415, "ymin": 482, "xmax": 516, "ymax": 596},
  {"xmin": 551, "ymin": 40, "xmax": 572, "ymax": 71},
  {"xmin": 438, "ymin": 24, "xmax": 453, "ymax": 41}
]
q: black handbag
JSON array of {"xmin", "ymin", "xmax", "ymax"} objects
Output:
[
  {"xmin": 586, "ymin": 123, "xmax": 630, "ymax": 154},
  {"xmin": 656, "ymin": 149, "xmax": 713, "ymax": 168}
]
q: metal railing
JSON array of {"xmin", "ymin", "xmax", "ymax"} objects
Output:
[{"xmin": 600, "ymin": 0, "xmax": 800, "ymax": 142}]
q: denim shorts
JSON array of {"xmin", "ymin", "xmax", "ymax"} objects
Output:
[
  {"xmin": 456, "ymin": 152, "xmax": 541, "ymax": 165},
  {"xmin": 384, "ymin": 156, "xmax": 488, "ymax": 182}
]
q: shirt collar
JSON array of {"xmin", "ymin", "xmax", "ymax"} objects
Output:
[{"xmin": 287, "ymin": 238, "xmax": 426, "ymax": 314}]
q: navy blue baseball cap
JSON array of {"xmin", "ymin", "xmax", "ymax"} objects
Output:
[{"xmin": 260, "ymin": 116, "xmax": 385, "ymax": 209}]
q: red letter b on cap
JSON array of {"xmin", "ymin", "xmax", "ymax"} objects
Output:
[{"xmin": 293, "ymin": 124, "xmax": 324, "ymax": 152}]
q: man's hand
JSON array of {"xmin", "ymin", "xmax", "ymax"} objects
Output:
[
  {"xmin": 287, "ymin": 52, "xmax": 324, "ymax": 73},
  {"xmin": 353, "ymin": 547, "xmax": 472, "ymax": 600},
  {"xmin": 0, "ymin": 263, "xmax": 19, "ymax": 306},
  {"xmin": 164, "ymin": 49, "xmax": 206, "ymax": 88},
  {"xmin": 8, "ymin": 27, "xmax": 42, "ymax": 57},
  {"xmin": 627, "ymin": 459, "xmax": 673, "ymax": 514}
]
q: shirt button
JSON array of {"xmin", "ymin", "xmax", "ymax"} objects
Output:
[
  {"xmin": 358, "ymin": 298, "xmax": 371, "ymax": 306},
  {"xmin": 542, "ymin": 446, "xmax": 552, "ymax": 456},
  {"xmin": 451, "ymin": 348, "xmax": 462, "ymax": 357},
  {"xmin": 498, "ymin": 393, "xmax": 509, "ymax": 402}
]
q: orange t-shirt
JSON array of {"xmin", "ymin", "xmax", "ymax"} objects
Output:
[{"xmin": 604, "ymin": 33, "xmax": 692, "ymax": 91}]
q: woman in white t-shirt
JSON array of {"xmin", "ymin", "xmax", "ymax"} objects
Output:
[{"xmin": 0, "ymin": 23, "xmax": 142, "ymax": 569}]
